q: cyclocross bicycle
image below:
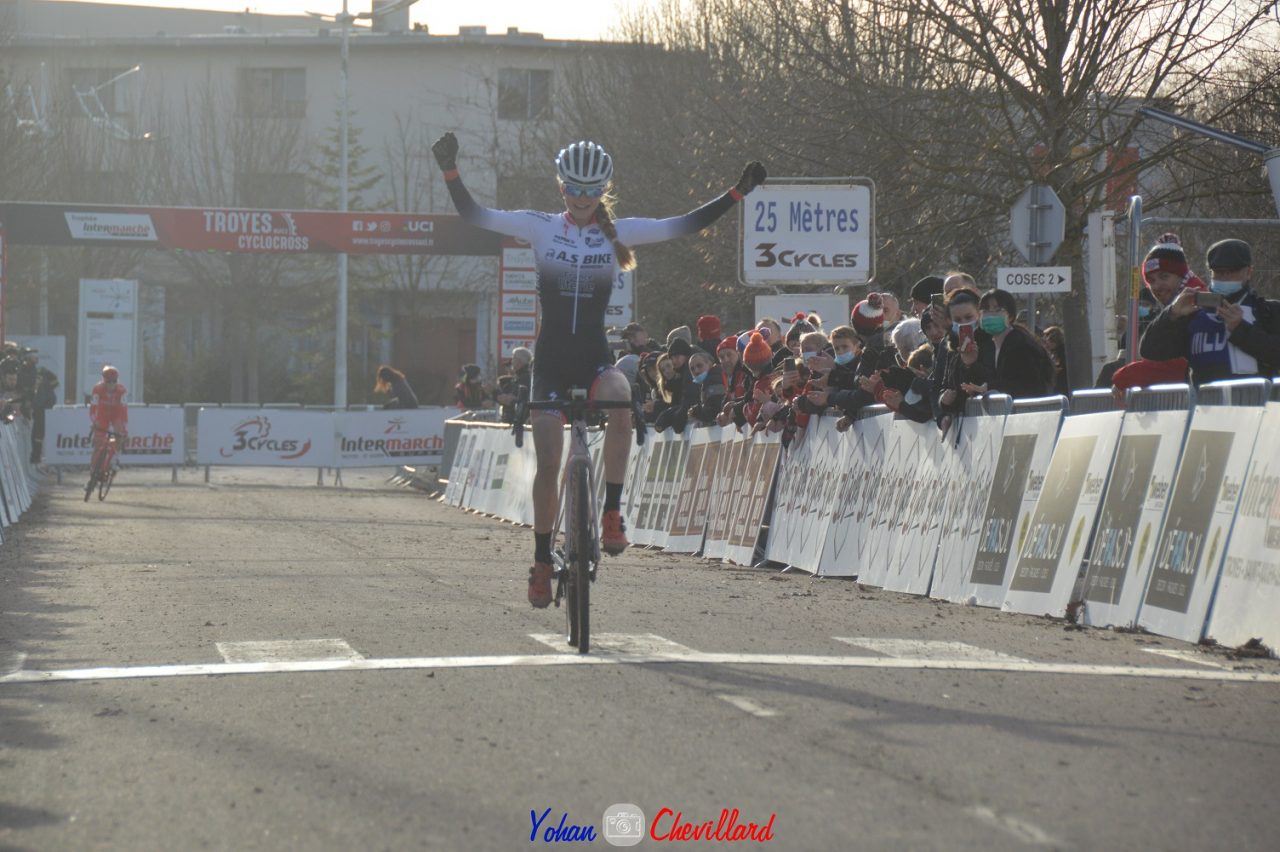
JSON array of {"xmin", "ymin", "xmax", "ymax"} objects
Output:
[
  {"xmin": 85, "ymin": 426, "xmax": 121, "ymax": 502},
  {"xmin": 518, "ymin": 389, "xmax": 642, "ymax": 654}
]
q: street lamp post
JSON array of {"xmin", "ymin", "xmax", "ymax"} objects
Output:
[{"xmin": 312, "ymin": 0, "xmax": 417, "ymax": 409}]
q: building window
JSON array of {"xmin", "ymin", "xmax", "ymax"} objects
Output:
[
  {"xmin": 238, "ymin": 68, "xmax": 306, "ymax": 118},
  {"xmin": 235, "ymin": 172, "xmax": 307, "ymax": 209},
  {"xmin": 497, "ymin": 68, "xmax": 550, "ymax": 120},
  {"xmin": 67, "ymin": 67, "xmax": 135, "ymax": 116}
]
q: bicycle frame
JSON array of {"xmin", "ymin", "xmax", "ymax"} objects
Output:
[{"xmin": 553, "ymin": 414, "xmax": 601, "ymax": 575}]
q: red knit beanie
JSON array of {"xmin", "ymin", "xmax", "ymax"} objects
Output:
[
  {"xmin": 1142, "ymin": 233, "xmax": 1190, "ymax": 285},
  {"xmin": 716, "ymin": 335, "xmax": 738, "ymax": 354},
  {"xmin": 696, "ymin": 315, "xmax": 722, "ymax": 340},
  {"xmin": 851, "ymin": 293, "xmax": 884, "ymax": 336},
  {"xmin": 743, "ymin": 332, "xmax": 773, "ymax": 371}
]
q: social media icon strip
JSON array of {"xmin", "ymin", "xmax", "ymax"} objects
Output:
[{"xmin": 602, "ymin": 803, "xmax": 646, "ymax": 847}]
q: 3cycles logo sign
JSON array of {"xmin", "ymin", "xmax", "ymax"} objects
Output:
[
  {"xmin": 529, "ymin": 803, "xmax": 775, "ymax": 845},
  {"xmin": 752, "ymin": 242, "xmax": 859, "ymax": 270},
  {"xmin": 219, "ymin": 416, "xmax": 312, "ymax": 460}
]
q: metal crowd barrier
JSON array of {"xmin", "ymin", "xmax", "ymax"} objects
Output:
[
  {"xmin": 1127, "ymin": 383, "xmax": 1193, "ymax": 413},
  {"xmin": 1068, "ymin": 388, "xmax": 1119, "ymax": 415},
  {"xmin": 1195, "ymin": 377, "xmax": 1271, "ymax": 407}
]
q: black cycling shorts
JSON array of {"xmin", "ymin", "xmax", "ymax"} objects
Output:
[{"xmin": 531, "ymin": 361, "xmax": 616, "ymax": 407}]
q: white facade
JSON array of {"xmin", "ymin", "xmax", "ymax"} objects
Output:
[{"xmin": 3, "ymin": 0, "xmax": 623, "ymax": 399}]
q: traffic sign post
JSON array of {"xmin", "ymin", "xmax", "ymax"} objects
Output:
[
  {"xmin": 1009, "ymin": 183, "xmax": 1067, "ymax": 326},
  {"xmin": 996, "ymin": 266, "xmax": 1072, "ymax": 294}
]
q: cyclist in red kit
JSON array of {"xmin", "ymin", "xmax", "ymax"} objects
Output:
[{"xmin": 89, "ymin": 365, "xmax": 128, "ymax": 463}]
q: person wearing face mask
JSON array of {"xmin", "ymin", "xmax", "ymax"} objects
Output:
[
  {"xmin": 1140, "ymin": 239, "xmax": 1280, "ymax": 386},
  {"xmin": 1098, "ymin": 234, "xmax": 1206, "ymax": 391},
  {"xmin": 936, "ymin": 287, "xmax": 982, "ymax": 419},
  {"xmin": 952, "ymin": 289, "xmax": 1055, "ymax": 400},
  {"xmin": 657, "ymin": 350, "xmax": 718, "ymax": 432}
]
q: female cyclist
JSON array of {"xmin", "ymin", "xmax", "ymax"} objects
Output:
[{"xmin": 431, "ymin": 132, "xmax": 766, "ymax": 607}]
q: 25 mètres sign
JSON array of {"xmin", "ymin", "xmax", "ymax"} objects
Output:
[{"xmin": 739, "ymin": 180, "xmax": 874, "ymax": 287}]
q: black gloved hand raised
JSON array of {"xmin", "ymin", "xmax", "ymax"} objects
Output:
[
  {"xmin": 432, "ymin": 132, "xmax": 459, "ymax": 171},
  {"xmin": 735, "ymin": 161, "xmax": 767, "ymax": 195}
]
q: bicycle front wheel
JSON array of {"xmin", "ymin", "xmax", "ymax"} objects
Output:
[
  {"xmin": 85, "ymin": 448, "xmax": 106, "ymax": 502},
  {"xmin": 565, "ymin": 459, "xmax": 592, "ymax": 654},
  {"xmin": 98, "ymin": 468, "xmax": 116, "ymax": 501}
]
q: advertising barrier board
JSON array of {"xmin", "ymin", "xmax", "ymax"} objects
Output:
[
  {"xmin": 967, "ymin": 410, "xmax": 1063, "ymax": 607},
  {"xmin": 817, "ymin": 412, "xmax": 891, "ymax": 578},
  {"xmin": 1138, "ymin": 405, "xmax": 1264, "ymax": 642},
  {"xmin": 196, "ymin": 409, "xmax": 334, "ymax": 467},
  {"xmin": 334, "ymin": 409, "xmax": 450, "ymax": 467},
  {"xmin": 929, "ymin": 410, "xmax": 1008, "ymax": 603},
  {"xmin": 45, "ymin": 406, "xmax": 185, "ymax": 466},
  {"xmin": 1004, "ymin": 411, "xmax": 1123, "ymax": 617},
  {"xmin": 1080, "ymin": 410, "xmax": 1189, "ymax": 628},
  {"xmin": 1206, "ymin": 401, "xmax": 1280, "ymax": 649}
]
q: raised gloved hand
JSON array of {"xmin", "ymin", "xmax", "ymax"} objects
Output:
[
  {"xmin": 735, "ymin": 161, "xmax": 767, "ymax": 195},
  {"xmin": 431, "ymin": 132, "xmax": 459, "ymax": 171}
]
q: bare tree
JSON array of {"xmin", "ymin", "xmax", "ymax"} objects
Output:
[
  {"xmin": 155, "ymin": 81, "xmax": 314, "ymax": 402},
  {"xmin": 543, "ymin": 0, "xmax": 1276, "ymax": 377}
]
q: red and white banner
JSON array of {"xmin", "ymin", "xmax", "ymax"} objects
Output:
[{"xmin": 0, "ymin": 202, "xmax": 501, "ymax": 257}]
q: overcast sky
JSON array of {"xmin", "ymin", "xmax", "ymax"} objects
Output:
[{"xmin": 66, "ymin": 0, "xmax": 642, "ymax": 40}]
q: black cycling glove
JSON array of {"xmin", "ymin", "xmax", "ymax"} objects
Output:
[
  {"xmin": 432, "ymin": 132, "xmax": 459, "ymax": 172},
  {"xmin": 735, "ymin": 161, "xmax": 767, "ymax": 195}
]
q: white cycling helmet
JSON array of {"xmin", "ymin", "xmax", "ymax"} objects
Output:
[{"xmin": 555, "ymin": 140, "xmax": 613, "ymax": 187}]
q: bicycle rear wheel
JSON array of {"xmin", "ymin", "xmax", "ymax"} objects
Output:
[{"xmin": 564, "ymin": 460, "xmax": 592, "ymax": 654}]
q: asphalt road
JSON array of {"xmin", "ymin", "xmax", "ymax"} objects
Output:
[{"xmin": 1, "ymin": 467, "xmax": 1278, "ymax": 851}]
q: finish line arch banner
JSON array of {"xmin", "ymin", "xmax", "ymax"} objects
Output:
[
  {"xmin": 44, "ymin": 406, "xmax": 185, "ymax": 466},
  {"xmin": 1207, "ymin": 401, "xmax": 1280, "ymax": 649},
  {"xmin": 1080, "ymin": 409, "xmax": 1189, "ymax": 629},
  {"xmin": 0, "ymin": 202, "xmax": 501, "ymax": 257},
  {"xmin": 1003, "ymin": 411, "xmax": 1123, "ymax": 618},
  {"xmin": 1138, "ymin": 405, "xmax": 1264, "ymax": 643},
  {"xmin": 196, "ymin": 409, "xmax": 334, "ymax": 467}
]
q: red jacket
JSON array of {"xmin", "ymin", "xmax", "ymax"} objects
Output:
[{"xmin": 90, "ymin": 381, "xmax": 128, "ymax": 432}]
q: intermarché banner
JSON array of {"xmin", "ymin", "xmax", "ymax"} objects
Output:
[
  {"xmin": 0, "ymin": 202, "xmax": 502, "ymax": 256},
  {"xmin": 45, "ymin": 406, "xmax": 185, "ymax": 465},
  {"xmin": 335, "ymin": 409, "xmax": 448, "ymax": 467}
]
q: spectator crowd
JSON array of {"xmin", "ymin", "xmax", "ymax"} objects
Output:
[
  {"xmin": 0, "ymin": 342, "xmax": 59, "ymax": 463},
  {"xmin": 467, "ymin": 235, "xmax": 1277, "ymax": 440}
]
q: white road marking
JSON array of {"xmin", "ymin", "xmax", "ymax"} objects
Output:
[
  {"xmin": 3, "ymin": 649, "xmax": 1279, "ymax": 686},
  {"xmin": 835, "ymin": 637, "xmax": 1029, "ymax": 662},
  {"xmin": 716, "ymin": 694, "xmax": 779, "ymax": 718},
  {"xmin": 966, "ymin": 805, "xmax": 1065, "ymax": 847},
  {"xmin": 1142, "ymin": 648, "xmax": 1232, "ymax": 670},
  {"xmin": 529, "ymin": 633, "xmax": 699, "ymax": 657},
  {"xmin": 216, "ymin": 639, "xmax": 364, "ymax": 664},
  {"xmin": 2, "ymin": 652, "xmax": 26, "ymax": 677}
]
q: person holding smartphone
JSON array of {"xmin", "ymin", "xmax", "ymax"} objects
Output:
[{"xmin": 1139, "ymin": 239, "xmax": 1280, "ymax": 386}]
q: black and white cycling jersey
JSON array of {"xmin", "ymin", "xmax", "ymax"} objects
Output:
[{"xmin": 442, "ymin": 174, "xmax": 740, "ymax": 396}]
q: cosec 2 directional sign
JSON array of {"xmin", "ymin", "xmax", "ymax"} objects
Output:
[
  {"xmin": 740, "ymin": 180, "xmax": 875, "ymax": 287},
  {"xmin": 997, "ymin": 266, "xmax": 1073, "ymax": 294}
]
